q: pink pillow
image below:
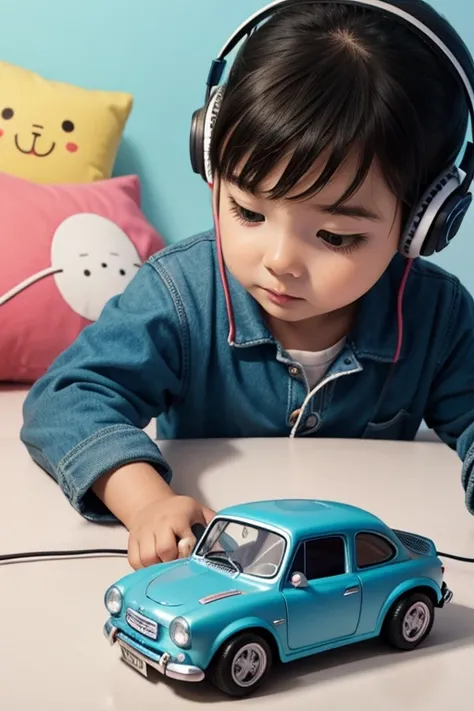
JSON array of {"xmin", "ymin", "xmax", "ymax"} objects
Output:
[{"xmin": 0, "ymin": 172, "xmax": 165, "ymax": 382}]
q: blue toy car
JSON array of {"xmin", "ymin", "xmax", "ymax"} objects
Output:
[{"xmin": 103, "ymin": 499, "xmax": 452, "ymax": 697}]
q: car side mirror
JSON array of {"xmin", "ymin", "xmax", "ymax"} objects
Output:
[{"xmin": 290, "ymin": 571, "xmax": 308, "ymax": 588}]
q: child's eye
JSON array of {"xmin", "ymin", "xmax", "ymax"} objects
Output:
[
  {"xmin": 229, "ymin": 198, "xmax": 265, "ymax": 225},
  {"xmin": 317, "ymin": 229, "xmax": 368, "ymax": 253}
]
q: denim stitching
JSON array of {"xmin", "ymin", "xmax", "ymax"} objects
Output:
[
  {"xmin": 151, "ymin": 260, "xmax": 190, "ymax": 401},
  {"xmin": 148, "ymin": 231, "xmax": 215, "ymax": 265},
  {"xmin": 58, "ymin": 424, "xmax": 146, "ymax": 469}
]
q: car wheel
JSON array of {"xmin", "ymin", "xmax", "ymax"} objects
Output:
[
  {"xmin": 210, "ymin": 632, "xmax": 273, "ymax": 697},
  {"xmin": 384, "ymin": 592, "xmax": 434, "ymax": 650}
]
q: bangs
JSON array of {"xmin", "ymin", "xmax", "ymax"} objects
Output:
[{"xmin": 209, "ymin": 10, "xmax": 424, "ymax": 209}]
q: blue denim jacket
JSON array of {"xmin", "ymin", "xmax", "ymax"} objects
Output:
[{"xmin": 20, "ymin": 230, "xmax": 474, "ymax": 519}]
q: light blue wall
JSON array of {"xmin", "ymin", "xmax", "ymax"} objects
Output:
[{"xmin": 0, "ymin": 1, "xmax": 473, "ymax": 290}]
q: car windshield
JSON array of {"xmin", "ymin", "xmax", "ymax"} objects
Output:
[{"xmin": 195, "ymin": 519, "xmax": 286, "ymax": 579}]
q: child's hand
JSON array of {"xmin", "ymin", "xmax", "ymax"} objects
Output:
[{"xmin": 127, "ymin": 494, "xmax": 216, "ymax": 569}]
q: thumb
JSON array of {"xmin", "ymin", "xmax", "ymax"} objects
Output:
[
  {"xmin": 200, "ymin": 504, "xmax": 216, "ymax": 525},
  {"xmin": 176, "ymin": 504, "xmax": 215, "ymax": 559}
]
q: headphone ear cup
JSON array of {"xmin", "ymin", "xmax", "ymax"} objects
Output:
[
  {"xmin": 399, "ymin": 167, "xmax": 465, "ymax": 258},
  {"xmin": 420, "ymin": 190, "xmax": 472, "ymax": 256},
  {"xmin": 202, "ymin": 85, "xmax": 226, "ymax": 185},
  {"xmin": 189, "ymin": 86, "xmax": 225, "ymax": 184},
  {"xmin": 190, "ymin": 106, "xmax": 207, "ymax": 180},
  {"xmin": 421, "ymin": 192, "xmax": 472, "ymax": 257}
]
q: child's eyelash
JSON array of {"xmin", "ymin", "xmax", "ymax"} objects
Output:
[
  {"xmin": 317, "ymin": 229, "xmax": 369, "ymax": 254},
  {"xmin": 228, "ymin": 197, "xmax": 369, "ymax": 253},
  {"xmin": 228, "ymin": 197, "xmax": 264, "ymax": 225}
]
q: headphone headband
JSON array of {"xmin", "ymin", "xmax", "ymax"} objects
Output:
[
  {"xmin": 191, "ymin": 0, "xmax": 474, "ymax": 258},
  {"xmin": 214, "ymin": 0, "xmax": 474, "ymax": 108}
]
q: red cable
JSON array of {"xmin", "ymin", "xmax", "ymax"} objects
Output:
[
  {"xmin": 393, "ymin": 258, "xmax": 413, "ymax": 362},
  {"xmin": 212, "ymin": 180, "xmax": 236, "ymax": 344}
]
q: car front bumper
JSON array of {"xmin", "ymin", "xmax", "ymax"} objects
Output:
[{"xmin": 104, "ymin": 620, "xmax": 205, "ymax": 682}]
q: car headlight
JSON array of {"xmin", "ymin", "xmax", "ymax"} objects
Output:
[
  {"xmin": 105, "ymin": 586, "xmax": 123, "ymax": 615},
  {"xmin": 170, "ymin": 617, "xmax": 191, "ymax": 648}
]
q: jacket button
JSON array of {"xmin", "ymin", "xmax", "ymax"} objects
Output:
[
  {"xmin": 306, "ymin": 414, "xmax": 318, "ymax": 429},
  {"xmin": 289, "ymin": 408, "xmax": 302, "ymax": 426},
  {"xmin": 288, "ymin": 365, "xmax": 300, "ymax": 377}
]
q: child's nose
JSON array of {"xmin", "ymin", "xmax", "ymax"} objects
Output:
[{"xmin": 262, "ymin": 233, "xmax": 303, "ymax": 278}]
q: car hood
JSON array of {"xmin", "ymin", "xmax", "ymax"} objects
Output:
[{"xmin": 144, "ymin": 559, "xmax": 255, "ymax": 607}]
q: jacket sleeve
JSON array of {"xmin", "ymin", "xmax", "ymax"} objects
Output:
[
  {"xmin": 423, "ymin": 278, "xmax": 474, "ymax": 515},
  {"xmin": 20, "ymin": 260, "xmax": 189, "ymax": 522}
]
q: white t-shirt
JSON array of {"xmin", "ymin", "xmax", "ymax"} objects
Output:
[{"xmin": 287, "ymin": 336, "xmax": 346, "ymax": 388}]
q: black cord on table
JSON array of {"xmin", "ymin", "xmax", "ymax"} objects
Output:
[
  {"xmin": 1, "ymin": 548, "xmax": 474, "ymax": 563},
  {"xmin": 0, "ymin": 548, "xmax": 128, "ymax": 562},
  {"xmin": 436, "ymin": 551, "xmax": 474, "ymax": 563}
]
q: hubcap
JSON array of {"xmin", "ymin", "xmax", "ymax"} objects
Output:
[
  {"xmin": 231, "ymin": 643, "xmax": 267, "ymax": 688},
  {"xmin": 402, "ymin": 602, "xmax": 431, "ymax": 642}
]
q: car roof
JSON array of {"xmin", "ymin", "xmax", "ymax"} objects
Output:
[{"xmin": 217, "ymin": 499, "xmax": 389, "ymax": 539}]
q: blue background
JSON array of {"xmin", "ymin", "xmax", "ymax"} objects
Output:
[{"xmin": 0, "ymin": 1, "xmax": 472, "ymax": 289}]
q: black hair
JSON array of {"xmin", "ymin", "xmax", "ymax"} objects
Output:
[{"xmin": 210, "ymin": 2, "xmax": 469, "ymax": 217}]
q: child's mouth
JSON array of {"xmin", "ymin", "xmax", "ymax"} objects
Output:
[{"xmin": 263, "ymin": 288, "xmax": 303, "ymax": 306}]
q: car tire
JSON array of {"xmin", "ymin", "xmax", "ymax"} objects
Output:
[
  {"xmin": 210, "ymin": 632, "xmax": 273, "ymax": 697},
  {"xmin": 383, "ymin": 592, "xmax": 434, "ymax": 650}
]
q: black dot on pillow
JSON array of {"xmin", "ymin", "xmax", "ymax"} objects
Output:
[{"xmin": 62, "ymin": 120, "xmax": 75, "ymax": 133}]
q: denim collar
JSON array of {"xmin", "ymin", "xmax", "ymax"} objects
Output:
[{"xmin": 224, "ymin": 253, "xmax": 407, "ymax": 363}]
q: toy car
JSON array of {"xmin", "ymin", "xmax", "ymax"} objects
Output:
[{"xmin": 103, "ymin": 499, "xmax": 452, "ymax": 697}]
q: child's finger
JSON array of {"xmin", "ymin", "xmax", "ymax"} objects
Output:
[
  {"xmin": 128, "ymin": 535, "xmax": 142, "ymax": 570},
  {"xmin": 154, "ymin": 526, "xmax": 178, "ymax": 563},
  {"xmin": 138, "ymin": 529, "xmax": 162, "ymax": 568}
]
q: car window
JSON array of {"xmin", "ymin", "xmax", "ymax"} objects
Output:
[
  {"xmin": 355, "ymin": 532, "xmax": 396, "ymax": 569},
  {"xmin": 224, "ymin": 522, "xmax": 259, "ymax": 546},
  {"xmin": 289, "ymin": 542, "xmax": 305, "ymax": 576},
  {"xmin": 302, "ymin": 536, "xmax": 346, "ymax": 580},
  {"xmin": 196, "ymin": 519, "xmax": 286, "ymax": 578}
]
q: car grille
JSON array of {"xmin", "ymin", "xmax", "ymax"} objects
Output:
[
  {"xmin": 204, "ymin": 559, "xmax": 237, "ymax": 575},
  {"xmin": 125, "ymin": 608, "xmax": 158, "ymax": 639}
]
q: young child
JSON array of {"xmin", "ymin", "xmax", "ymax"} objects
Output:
[{"xmin": 20, "ymin": 0, "xmax": 474, "ymax": 569}]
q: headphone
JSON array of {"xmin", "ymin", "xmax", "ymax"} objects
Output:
[{"xmin": 189, "ymin": 0, "xmax": 474, "ymax": 259}]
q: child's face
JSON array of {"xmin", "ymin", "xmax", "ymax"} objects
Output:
[{"xmin": 218, "ymin": 149, "xmax": 401, "ymax": 326}]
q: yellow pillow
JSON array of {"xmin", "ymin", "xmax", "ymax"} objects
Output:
[{"xmin": 0, "ymin": 61, "xmax": 133, "ymax": 183}]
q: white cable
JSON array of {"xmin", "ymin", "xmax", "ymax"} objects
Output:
[
  {"xmin": 290, "ymin": 366, "xmax": 361, "ymax": 437},
  {"xmin": 0, "ymin": 267, "xmax": 63, "ymax": 305}
]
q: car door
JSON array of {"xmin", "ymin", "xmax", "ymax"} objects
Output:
[{"xmin": 281, "ymin": 535, "xmax": 362, "ymax": 650}]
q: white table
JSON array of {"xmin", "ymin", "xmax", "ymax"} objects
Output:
[{"xmin": 1, "ymin": 388, "xmax": 474, "ymax": 710}]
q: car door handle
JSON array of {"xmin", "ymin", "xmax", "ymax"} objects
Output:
[{"xmin": 344, "ymin": 586, "xmax": 360, "ymax": 596}]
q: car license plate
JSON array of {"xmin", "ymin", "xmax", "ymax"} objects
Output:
[{"xmin": 119, "ymin": 643, "xmax": 148, "ymax": 677}]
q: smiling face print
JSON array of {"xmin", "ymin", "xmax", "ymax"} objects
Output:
[
  {"xmin": 0, "ymin": 107, "xmax": 78, "ymax": 158},
  {"xmin": 0, "ymin": 97, "xmax": 84, "ymax": 182},
  {"xmin": 0, "ymin": 60, "xmax": 132, "ymax": 183}
]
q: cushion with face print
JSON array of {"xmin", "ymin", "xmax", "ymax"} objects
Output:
[
  {"xmin": 0, "ymin": 171, "xmax": 165, "ymax": 382},
  {"xmin": 0, "ymin": 60, "xmax": 132, "ymax": 183}
]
